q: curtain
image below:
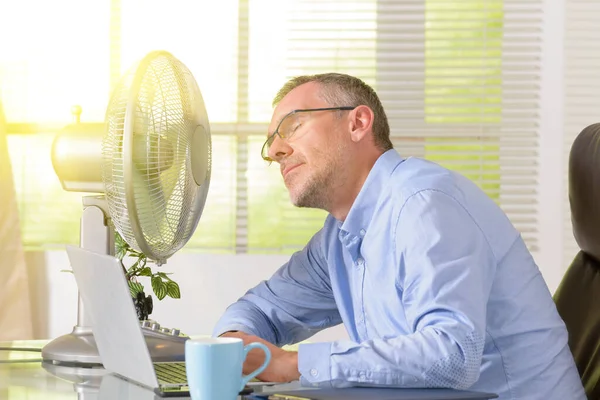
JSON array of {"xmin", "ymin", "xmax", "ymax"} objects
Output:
[{"xmin": 0, "ymin": 101, "xmax": 32, "ymax": 340}]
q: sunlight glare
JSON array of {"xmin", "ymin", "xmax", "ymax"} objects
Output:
[
  {"xmin": 120, "ymin": 0, "xmax": 239, "ymax": 123},
  {"xmin": 0, "ymin": 0, "xmax": 109, "ymax": 123}
]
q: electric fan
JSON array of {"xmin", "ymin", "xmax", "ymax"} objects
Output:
[{"xmin": 42, "ymin": 50, "xmax": 211, "ymax": 365}]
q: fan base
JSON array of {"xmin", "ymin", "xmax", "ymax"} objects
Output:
[{"xmin": 41, "ymin": 325, "xmax": 186, "ymax": 366}]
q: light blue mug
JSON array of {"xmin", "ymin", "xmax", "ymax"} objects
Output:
[{"xmin": 185, "ymin": 337, "xmax": 271, "ymax": 400}]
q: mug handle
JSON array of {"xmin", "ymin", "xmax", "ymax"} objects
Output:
[{"xmin": 239, "ymin": 342, "xmax": 272, "ymax": 390}]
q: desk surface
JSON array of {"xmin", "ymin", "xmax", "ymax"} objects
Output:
[
  {"xmin": 0, "ymin": 340, "xmax": 497, "ymax": 400},
  {"xmin": 0, "ymin": 340, "xmax": 188, "ymax": 400},
  {"xmin": 1, "ymin": 341, "xmax": 96, "ymax": 399}
]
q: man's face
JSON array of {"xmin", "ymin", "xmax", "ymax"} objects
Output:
[{"xmin": 267, "ymin": 83, "xmax": 350, "ymax": 210}]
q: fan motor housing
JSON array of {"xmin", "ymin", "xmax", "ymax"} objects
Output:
[{"xmin": 51, "ymin": 122, "xmax": 106, "ymax": 193}]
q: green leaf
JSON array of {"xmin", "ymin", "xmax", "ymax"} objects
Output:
[
  {"xmin": 151, "ymin": 276, "xmax": 167, "ymax": 300},
  {"xmin": 156, "ymin": 272, "xmax": 174, "ymax": 282},
  {"xmin": 166, "ymin": 281, "xmax": 181, "ymax": 299},
  {"xmin": 137, "ymin": 267, "xmax": 152, "ymax": 277},
  {"xmin": 128, "ymin": 281, "xmax": 144, "ymax": 298},
  {"xmin": 115, "ymin": 233, "xmax": 128, "ymax": 260}
]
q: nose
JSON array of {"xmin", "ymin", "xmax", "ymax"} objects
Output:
[{"xmin": 267, "ymin": 134, "xmax": 293, "ymax": 162}]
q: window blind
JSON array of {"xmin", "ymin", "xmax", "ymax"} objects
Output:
[
  {"xmin": 1, "ymin": 0, "xmax": 543, "ymax": 255},
  {"xmin": 562, "ymin": 0, "xmax": 600, "ymax": 267},
  {"xmin": 378, "ymin": 0, "xmax": 542, "ymax": 251}
]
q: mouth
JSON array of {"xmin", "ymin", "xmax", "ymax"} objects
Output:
[{"xmin": 282, "ymin": 163, "xmax": 302, "ymax": 179}]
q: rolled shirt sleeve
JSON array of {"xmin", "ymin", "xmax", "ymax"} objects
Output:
[{"xmin": 213, "ymin": 229, "xmax": 343, "ymax": 347}]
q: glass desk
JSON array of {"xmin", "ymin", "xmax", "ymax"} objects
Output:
[
  {"xmin": 0, "ymin": 340, "xmax": 188, "ymax": 399},
  {"xmin": 0, "ymin": 340, "xmax": 497, "ymax": 400},
  {"xmin": 0, "ymin": 340, "xmax": 294, "ymax": 400}
]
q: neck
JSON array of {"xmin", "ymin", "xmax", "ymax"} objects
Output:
[{"xmin": 328, "ymin": 150, "xmax": 383, "ymax": 221}]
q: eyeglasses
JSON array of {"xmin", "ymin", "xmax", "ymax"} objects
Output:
[{"xmin": 261, "ymin": 106, "xmax": 356, "ymax": 162}]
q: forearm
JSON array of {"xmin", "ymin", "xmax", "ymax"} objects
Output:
[
  {"xmin": 219, "ymin": 331, "xmax": 275, "ymax": 374},
  {"xmin": 298, "ymin": 327, "xmax": 483, "ymax": 389},
  {"xmin": 220, "ymin": 331, "xmax": 301, "ymax": 382}
]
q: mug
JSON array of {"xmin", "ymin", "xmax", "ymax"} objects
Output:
[{"xmin": 185, "ymin": 337, "xmax": 271, "ymax": 400}]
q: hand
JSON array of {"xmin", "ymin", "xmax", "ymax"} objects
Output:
[{"xmin": 220, "ymin": 331, "xmax": 300, "ymax": 383}]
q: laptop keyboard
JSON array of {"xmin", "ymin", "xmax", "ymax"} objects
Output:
[{"xmin": 154, "ymin": 362, "xmax": 187, "ymax": 385}]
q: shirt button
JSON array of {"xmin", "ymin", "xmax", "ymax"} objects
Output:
[
  {"xmin": 357, "ymin": 258, "xmax": 364, "ymax": 267},
  {"xmin": 359, "ymin": 229, "xmax": 366, "ymax": 236},
  {"xmin": 310, "ymin": 368, "xmax": 319, "ymax": 377}
]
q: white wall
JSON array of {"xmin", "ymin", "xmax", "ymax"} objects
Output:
[
  {"xmin": 28, "ymin": 250, "xmax": 349, "ymax": 342},
  {"xmin": 535, "ymin": 0, "xmax": 567, "ymax": 294}
]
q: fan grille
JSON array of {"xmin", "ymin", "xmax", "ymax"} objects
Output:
[{"xmin": 102, "ymin": 52, "xmax": 211, "ymax": 263}]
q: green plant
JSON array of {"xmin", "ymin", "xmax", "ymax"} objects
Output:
[{"xmin": 115, "ymin": 233, "xmax": 181, "ymax": 320}]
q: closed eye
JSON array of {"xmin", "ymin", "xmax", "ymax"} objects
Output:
[{"xmin": 286, "ymin": 122, "xmax": 303, "ymax": 139}]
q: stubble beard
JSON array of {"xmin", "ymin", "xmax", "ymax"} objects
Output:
[{"xmin": 290, "ymin": 143, "xmax": 347, "ymax": 211}]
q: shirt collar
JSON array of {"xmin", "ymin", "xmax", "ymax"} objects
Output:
[{"xmin": 338, "ymin": 149, "xmax": 404, "ymax": 237}]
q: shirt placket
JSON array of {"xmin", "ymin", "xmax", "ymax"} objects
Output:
[{"xmin": 340, "ymin": 230, "xmax": 367, "ymax": 340}]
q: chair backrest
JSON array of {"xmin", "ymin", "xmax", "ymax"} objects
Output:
[
  {"xmin": 554, "ymin": 252, "xmax": 600, "ymax": 398},
  {"xmin": 554, "ymin": 122, "xmax": 600, "ymax": 399}
]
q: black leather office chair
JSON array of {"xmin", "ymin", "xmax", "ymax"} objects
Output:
[{"xmin": 554, "ymin": 122, "xmax": 600, "ymax": 399}]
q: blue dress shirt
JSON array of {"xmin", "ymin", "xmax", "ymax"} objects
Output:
[{"xmin": 213, "ymin": 149, "xmax": 585, "ymax": 399}]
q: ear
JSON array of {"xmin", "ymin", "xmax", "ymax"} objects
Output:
[{"xmin": 348, "ymin": 105, "xmax": 374, "ymax": 143}]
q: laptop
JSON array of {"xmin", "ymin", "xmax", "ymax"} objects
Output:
[{"xmin": 65, "ymin": 245, "xmax": 255, "ymax": 398}]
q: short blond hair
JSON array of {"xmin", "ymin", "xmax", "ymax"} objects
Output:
[{"xmin": 273, "ymin": 73, "xmax": 393, "ymax": 151}]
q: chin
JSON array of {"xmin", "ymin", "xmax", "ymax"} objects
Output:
[
  {"xmin": 285, "ymin": 171, "xmax": 327, "ymax": 209},
  {"xmin": 290, "ymin": 187, "xmax": 326, "ymax": 209},
  {"xmin": 287, "ymin": 187, "xmax": 304, "ymax": 207},
  {"xmin": 285, "ymin": 183, "xmax": 304, "ymax": 207},
  {"xmin": 284, "ymin": 172, "xmax": 303, "ymax": 196}
]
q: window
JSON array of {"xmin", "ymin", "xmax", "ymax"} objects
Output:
[
  {"xmin": 1, "ymin": 0, "xmax": 542, "ymax": 254},
  {"xmin": 1, "ymin": 0, "xmax": 110, "ymax": 249}
]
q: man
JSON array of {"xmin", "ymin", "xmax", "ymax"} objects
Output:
[{"xmin": 213, "ymin": 73, "xmax": 585, "ymax": 399}]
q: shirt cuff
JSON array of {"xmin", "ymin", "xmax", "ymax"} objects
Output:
[{"xmin": 298, "ymin": 342, "xmax": 333, "ymax": 387}]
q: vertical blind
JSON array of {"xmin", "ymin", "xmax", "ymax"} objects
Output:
[
  {"xmin": 562, "ymin": 0, "xmax": 600, "ymax": 267},
  {"xmin": 1, "ymin": 0, "xmax": 542, "ymax": 254}
]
